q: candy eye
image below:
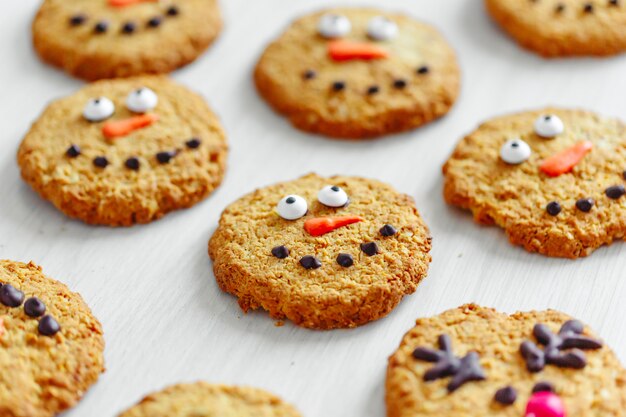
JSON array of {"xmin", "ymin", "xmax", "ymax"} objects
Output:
[
  {"xmin": 318, "ymin": 185, "xmax": 349, "ymax": 207},
  {"xmin": 500, "ymin": 138, "xmax": 531, "ymax": 164},
  {"xmin": 277, "ymin": 195, "xmax": 308, "ymax": 220},
  {"xmin": 126, "ymin": 87, "xmax": 158, "ymax": 113},
  {"xmin": 367, "ymin": 16, "xmax": 398, "ymax": 41},
  {"xmin": 83, "ymin": 97, "xmax": 115, "ymax": 122},
  {"xmin": 534, "ymin": 114, "xmax": 564, "ymax": 138},
  {"xmin": 318, "ymin": 14, "xmax": 351, "ymax": 38}
]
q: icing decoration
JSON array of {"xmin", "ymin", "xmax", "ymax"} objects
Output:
[
  {"xmin": 367, "ymin": 85, "xmax": 380, "ymax": 95},
  {"xmin": 38, "ymin": 315, "xmax": 61, "ymax": 336},
  {"xmin": 534, "ymin": 115, "xmax": 564, "ymax": 138},
  {"xmin": 271, "ymin": 246, "xmax": 290, "ymax": 259},
  {"xmin": 575, "ymin": 198, "xmax": 594, "ymax": 212},
  {"xmin": 126, "ymin": 88, "xmax": 158, "ymax": 113},
  {"xmin": 70, "ymin": 14, "xmax": 87, "ymax": 26},
  {"xmin": 417, "ymin": 66, "xmax": 430, "ymax": 74},
  {"xmin": 24, "ymin": 297, "xmax": 46, "ymax": 318},
  {"xmin": 277, "ymin": 195, "xmax": 308, "ymax": 220},
  {"xmin": 606, "ymin": 185, "xmax": 625, "ymax": 199},
  {"xmin": 122, "ymin": 22, "xmax": 137, "ymax": 34},
  {"xmin": 520, "ymin": 320, "xmax": 603, "ymax": 372},
  {"xmin": 525, "ymin": 392, "xmax": 565, "ymax": 417},
  {"xmin": 125, "ymin": 157, "xmax": 140, "ymax": 171},
  {"xmin": 532, "ymin": 382, "xmax": 555, "ymax": 393},
  {"xmin": 500, "ymin": 138, "xmax": 531, "ymax": 164},
  {"xmin": 0, "ymin": 284, "xmax": 24, "ymax": 308},
  {"xmin": 546, "ymin": 201, "xmax": 561, "ymax": 216},
  {"xmin": 300, "ymin": 255, "xmax": 322, "ymax": 270},
  {"xmin": 303, "ymin": 216, "xmax": 363, "ymax": 236},
  {"xmin": 332, "ymin": 81, "xmax": 346, "ymax": 91},
  {"xmin": 318, "ymin": 185, "xmax": 349, "ymax": 207},
  {"xmin": 393, "ymin": 79, "xmax": 407, "ymax": 89},
  {"xmin": 156, "ymin": 150, "xmax": 176, "ymax": 164},
  {"xmin": 109, "ymin": 0, "xmax": 158, "ymax": 7},
  {"xmin": 0, "ymin": 283, "xmax": 60, "ymax": 337},
  {"xmin": 540, "ymin": 141, "xmax": 593, "ymax": 177},
  {"xmin": 380, "ymin": 224, "xmax": 397, "ymax": 236},
  {"xmin": 336, "ymin": 253, "xmax": 354, "ymax": 267},
  {"xmin": 360, "ymin": 242, "xmax": 379, "ymax": 256},
  {"xmin": 94, "ymin": 21, "xmax": 109, "ymax": 34},
  {"xmin": 367, "ymin": 16, "xmax": 398, "ymax": 41},
  {"xmin": 318, "ymin": 14, "xmax": 351, "ymax": 38},
  {"xmin": 93, "ymin": 156, "xmax": 109, "ymax": 168},
  {"xmin": 303, "ymin": 69, "xmax": 317, "ymax": 80},
  {"xmin": 185, "ymin": 138, "xmax": 201, "ymax": 149},
  {"xmin": 102, "ymin": 114, "xmax": 159, "ymax": 139},
  {"xmin": 412, "ymin": 334, "xmax": 486, "ymax": 392},
  {"xmin": 66, "ymin": 144, "xmax": 81, "ymax": 158},
  {"xmin": 328, "ymin": 40, "xmax": 388, "ymax": 61},
  {"xmin": 494, "ymin": 386, "xmax": 517, "ymax": 405},
  {"xmin": 83, "ymin": 97, "xmax": 115, "ymax": 122}
]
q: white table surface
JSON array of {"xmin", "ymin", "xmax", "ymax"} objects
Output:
[{"xmin": 2, "ymin": 1, "xmax": 625, "ymax": 416}]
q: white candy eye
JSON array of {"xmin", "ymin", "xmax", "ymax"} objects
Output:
[
  {"xmin": 534, "ymin": 114, "xmax": 564, "ymax": 138},
  {"xmin": 83, "ymin": 97, "xmax": 115, "ymax": 122},
  {"xmin": 126, "ymin": 87, "xmax": 158, "ymax": 113},
  {"xmin": 277, "ymin": 195, "xmax": 308, "ymax": 220},
  {"xmin": 318, "ymin": 14, "xmax": 351, "ymax": 38},
  {"xmin": 500, "ymin": 138, "xmax": 531, "ymax": 165},
  {"xmin": 367, "ymin": 16, "xmax": 398, "ymax": 41},
  {"xmin": 318, "ymin": 185, "xmax": 349, "ymax": 207}
]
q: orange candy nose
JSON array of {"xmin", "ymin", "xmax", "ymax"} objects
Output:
[
  {"xmin": 102, "ymin": 114, "xmax": 159, "ymax": 139},
  {"xmin": 304, "ymin": 216, "xmax": 363, "ymax": 237},
  {"xmin": 108, "ymin": 0, "xmax": 157, "ymax": 7},
  {"xmin": 328, "ymin": 40, "xmax": 389, "ymax": 61},
  {"xmin": 540, "ymin": 140, "xmax": 593, "ymax": 177}
]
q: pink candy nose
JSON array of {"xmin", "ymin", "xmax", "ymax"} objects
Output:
[{"xmin": 525, "ymin": 392, "xmax": 565, "ymax": 417}]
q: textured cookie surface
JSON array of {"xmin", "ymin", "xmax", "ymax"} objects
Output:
[
  {"xmin": 0, "ymin": 260, "xmax": 105, "ymax": 417},
  {"xmin": 485, "ymin": 0, "xmax": 626, "ymax": 57},
  {"xmin": 386, "ymin": 304, "xmax": 626, "ymax": 417},
  {"xmin": 254, "ymin": 8, "xmax": 460, "ymax": 139},
  {"xmin": 18, "ymin": 76, "xmax": 227, "ymax": 226},
  {"xmin": 33, "ymin": 0, "xmax": 222, "ymax": 80},
  {"xmin": 209, "ymin": 173, "xmax": 432, "ymax": 329},
  {"xmin": 118, "ymin": 383, "xmax": 302, "ymax": 417},
  {"xmin": 443, "ymin": 109, "xmax": 626, "ymax": 258}
]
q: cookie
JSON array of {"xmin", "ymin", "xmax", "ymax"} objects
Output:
[
  {"xmin": 386, "ymin": 304, "xmax": 626, "ymax": 417},
  {"xmin": 254, "ymin": 8, "xmax": 460, "ymax": 139},
  {"xmin": 443, "ymin": 109, "xmax": 626, "ymax": 258},
  {"xmin": 18, "ymin": 76, "xmax": 228, "ymax": 226},
  {"xmin": 209, "ymin": 173, "xmax": 432, "ymax": 329},
  {"xmin": 118, "ymin": 382, "xmax": 302, "ymax": 417},
  {"xmin": 32, "ymin": 0, "xmax": 222, "ymax": 81},
  {"xmin": 485, "ymin": 0, "xmax": 626, "ymax": 57},
  {"xmin": 0, "ymin": 260, "xmax": 105, "ymax": 417}
]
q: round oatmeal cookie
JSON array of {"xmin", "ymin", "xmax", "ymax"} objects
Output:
[
  {"xmin": 386, "ymin": 304, "xmax": 626, "ymax": 417},
  {"xmin": 254, "ymin": 8, "xmax": 460, "ymax": 139},
  {"xmin": 18, "ymin": 75, "xmax": 228, "ymax": 226},
  {"xmin": 32, "ymin": 0, "xmax": 222, "ymax": 81},
  {"xmin": 209, "ymin": 173, "xmax": 432, "ymax": 330},
  {"xmin": 485, "ymin": 0, "xmax": 626, "ymax": 57},
  {"xmin": 0, "ymin": 260, "xmax": 105, "ymax": 417},
  {"xmin": 118, "ymin": 382, "xmax": 302, "ymax": 417},
  {"xmin": 443, "ymin": 108, "xmax": 626, "ymax": 258}
]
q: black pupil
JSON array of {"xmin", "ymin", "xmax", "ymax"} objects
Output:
[
  {"xmin": 94, "ymin": 98, "xmax": 100, "ymax": 104},
  {"xmin": 511, "ymin": 142, "xmax": 519, "ymax": 148},
  {"xmin": 544, "ymin": 116, "xmax": 551, "ymax": 121},
  {"xmin": 286, "ymin": 197, "xmax": 296, "ymax": 204},
  {"xmin": 331, "ymin": 186, "xmax": 340, "ymax": 192}
]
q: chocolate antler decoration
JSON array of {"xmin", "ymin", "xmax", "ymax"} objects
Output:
[
  {"xmin": 520, "ymin": 320, "xmax": 603, "ymax": 372},
  {"xmin": 412, "ymin": 334, "xmax": 486, "ymax": 392}
]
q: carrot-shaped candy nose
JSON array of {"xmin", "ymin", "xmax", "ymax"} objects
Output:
[
  {"xmin": 108, "ymin": 0, "xmax": 157, "ymax": 7},
  {"xmin": 328, "ymin": 40, "xmax": 389, "ymax": 62},
  {"xmin": 304, "ymin": 216, "xmax": 363, "ymax": 237},
  {"xmin": 102, "ymin": 114, "xmax": 159, "ymax": 139},
  {"xmin": 540, "ymin": 140, "xmax": 593, "ymax": 177}
]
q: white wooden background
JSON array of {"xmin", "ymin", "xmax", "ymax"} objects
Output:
[{"xmin": 1, "ymin": 1, "xmax": 625, "ymax": 416}]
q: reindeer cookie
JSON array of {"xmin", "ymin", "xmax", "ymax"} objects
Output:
[
  {"xmin": 485, "ymin": 0, "xmax": 626, "ymax": 57},
  {"xmin": 18, "ymin": 76, "xmax": 227, "ymax": 226},
  {"xmin": 386, "ymin": 304, "xmax": 626, "ymax": 417},
  {"xmin": 118, "ymin": 383, "xmax": 302, "ymax": 417},
  {"xmin": 443, "ymin": 109, "xmax": 626, "ymax": 258},
  {"xmin": 209, "ymin": 174, "xmax": 432, "ymax": 330},
  {"xmin": 0, "ymin": 260, "xmax": 105, "ymax": 417},
  {"xmin": 32, "ymin": 0, "xmax": 222, "ymax": 80},
  {"xmin": 254, "ymin": 8, "xmax": 460, "ymax": 139}
]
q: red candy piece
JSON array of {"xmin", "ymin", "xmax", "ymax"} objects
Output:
[
  {"xmin": 102, "ymin": 114, "xmax": 159, "ymax": 139},
  {"xmin": 304, "ymin": 216, "xmax": 363, "ymax": 237},
  {"xmin": 540, "ymin": 141, "xmax": 593, "ymax": 177},
  {"xmin": 328, "ymin": 40, "xmax": 389, "ymax": 61},
  {"xmin": 108, "ymin": 0, "xmax": 157, "ymax": 7},
  {"xmin": 525, "ymin": 392, "xmax": 566, "ymax": 417}
]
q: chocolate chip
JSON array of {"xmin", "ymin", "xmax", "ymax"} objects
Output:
[
  {"xmin": 0, "ymin": 284, "xmax": 25, "ymax": 308},
  {"xmin": 185, "ymin": 138, "xmax": 201, "ymax": 149},
  {"xmin": 303, "ymin": 69, "xmax": 316, "ymax": 80},
  {"xmin": 494, "ymin": 386, "xmax": 517, "ymax": 405},
  {"xmin": 575, "ymin": 198, "xmax": 594, "ymax": 212},
  {"xmin": 416, "ymin": 66, "xmax": 430, "ymax": 75},
  {"xmin": 70, "ymin": 14, "xmax": 87, "ymax": 26},
  {"xmin": 380, "ymin": 224, "xmax": 397, "ymax": 237},
  {"xmin": 532, "ymin": 381, "xmax": 555, "ymax": 393},
  {"xmin": 148, "ymin": 16, "xmax": 163, "ymax": 27},
  {"xmin": 271, "ymin": 245, "xmax": 289, "ymax": 259},
  {"xmin": 66, "ymin": 144, "xmax": 81, "ymax": 158},
  {"xmin": 125, "ymin": 157, "xmax": 140, "ymax": 171},
  {"xmin": 546, "ymin": 201, "xmax": 561, "ymax": 216},
  {"xmin": 93, "ymin": 156, "xmax": 109, "ymax": 168},
  {"xmin": 38, "ymin": 315, "xmax": 60, "ymax": 336},
  {"xmin": 606, "ymin": 185, "xmax": 625, "ymax": 199},
  {"xmin": 367, "ymin": 85, "xmax": 380, "ymax": 95},
  {"xmin": 300, "ymin": 256, "xmax": 322, "ymax": 270},
  {"xmin": 156, "ymin": 151, "xmax": 176, "ymax": 164},
  {"xmin": 583, "ymin": 3, "xmax": 594, "ymax": 12},
  {"xmin": 24, "ymin": 297, "xmax": 46, "ymax": 318},
  {"xmin": 360, "ymin": 242, "xmax": 379, "ymax": 256},
  {"xmin": 94, "ymin": 21, "xmax": 109, "ymax": 33},
  {"xmin": 166, "ymin": 5, "xmax": 180, "ymax": 16},
  {"xmin": 555, "ymin": 3, "xmax": 566, "ymax": 12},
  {"xmin": 393, "ymin": 79, "xmax": 407, "ymax": 89},
  {"xmin": 332, "ymin": 81, "xmax": 346, "ymax": 92},
  {"xmin": 336, "ymin": 253, "xmax": 354, "ymax": 268},
  {"xmin": 122, "ymin": 22, "xmax": 136, "ymax": 34}
]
